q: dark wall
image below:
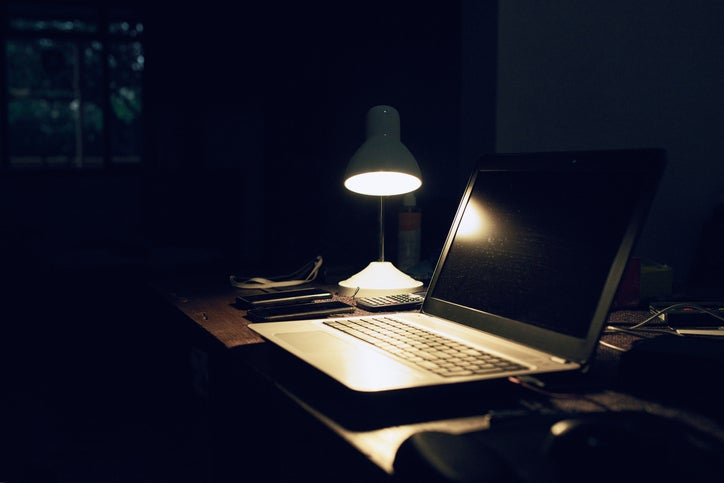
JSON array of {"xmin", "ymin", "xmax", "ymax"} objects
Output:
[
  {"xmin": 141, "ymin": 1, "xmax": 481, "ymax": 279},
  {"xmin": 495, "ymin": 1, "xmax": 724, "ymax": 293}
]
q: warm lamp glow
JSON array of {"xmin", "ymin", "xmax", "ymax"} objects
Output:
[
  {"xmin": 343, "ymin": 105, "xmax": 421, "ymax": 197},
  {"xmin": 344, "ymin": 172, "xmax": 422, "ymax": 196},
  {"xmin": 457, "ymin": 200, "xmax": 491, "ymax": 239}
]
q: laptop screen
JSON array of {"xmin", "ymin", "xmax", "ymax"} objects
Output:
[{"xmin": 423, "ymin": 149, "xmax": 665, "ymax": 362}]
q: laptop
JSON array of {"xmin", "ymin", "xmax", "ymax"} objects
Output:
[{"xmin": 249, "ymin": 149, "xmax": 666, "ymax": 392}]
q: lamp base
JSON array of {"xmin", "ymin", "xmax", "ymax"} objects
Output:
[{"xmin": 338, "ymin": 261, "xmax": 424, "ymax": 298}]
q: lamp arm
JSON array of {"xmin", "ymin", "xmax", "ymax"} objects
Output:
[{"xmin": 379, "ymin": 196, "xmax": 385, "ymax": 262}]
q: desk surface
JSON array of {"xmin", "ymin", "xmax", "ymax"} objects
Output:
[
  {"xmin": 153, "ymin": 275, "xmax": 645, "ymax": 350},
  {"xmin": 153, "ymin": 276, "xmax": 724, "ymax": 477},
  {"xmin": 153, "ymin": 277, "xmax": 373, "ymax": 349}
]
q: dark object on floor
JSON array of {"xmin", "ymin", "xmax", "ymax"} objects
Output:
[
  {"xmin": 617, "ymin": 334, "xmax": 724, "ymax": 420},
  {"xmin": 393, "ymin": 411, "xmax": 724, "ymax": 483}
]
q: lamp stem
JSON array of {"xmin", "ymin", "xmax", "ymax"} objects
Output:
[{"xmin": 378, "ymin": 196, "xmax": 385, "ymax": 262}]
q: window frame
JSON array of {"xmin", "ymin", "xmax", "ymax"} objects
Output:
[{"xmin": 0, "ymin": 2, "xmax": 144, "ymax": 172}]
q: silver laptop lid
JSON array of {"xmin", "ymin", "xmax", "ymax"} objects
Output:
[{"xmin": 422, "ymin": 149, "xmax": 666, "ymax": 365}]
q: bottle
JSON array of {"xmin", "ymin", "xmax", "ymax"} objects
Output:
[{"xmin": 398, "ymin": 193, "xmax": 421, "ymax": 272}]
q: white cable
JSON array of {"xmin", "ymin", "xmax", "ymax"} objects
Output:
[
  {"xmin": 229, "ymin": 256, "xmax": 324, "ymax": 289},
  {"xmin": 630, "ymin": 301, "xmax": 724, "ymax": 330}
]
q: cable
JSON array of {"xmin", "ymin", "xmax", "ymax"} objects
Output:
[
  {"xmin": 597, "ymin": 339, "xmax": 628, "ymax": 352},
  {"xmin": 229, "ymin": 256, "xmax": 324, "ymax": 289},
  {"xmin": 600, "ymin": 303, "xmax": 723, "ymax": 351},
  {"xmin": 603, "ymin": 325, "xmax": 673, "ymax": 338},
  {"xmin": 600, "ymin": 305, "xmax": 703, "ymax": 351},
  {"xmin": 629, "ymin": 302, "xmax": 724, "ymax": 330}
]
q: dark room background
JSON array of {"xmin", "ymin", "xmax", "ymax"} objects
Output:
[
  {"xmin": 0, "ymin": 5, "xmax": 490, "ymax": 479},
  {"xmin": 2, "ymin": 0, "xmax": 723, "ymax": 293},
  {"xmin": 1, "ymin": 0, "xmax": 495, "ymax": 287},
  {"xmin": 1, "ymin": 1, "xmax": 723, "ymax": 480}
]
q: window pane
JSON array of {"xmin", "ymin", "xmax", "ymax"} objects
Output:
[
  {"xmin": 8, "ymin": 98, "xmax": 73, "ymax": 164},
  {"xmin": 6, "ymin": 38, "xmax": 104, "ymax": 168},
  {"xmin": 109, "ymin": 41, "xmax": 144, "ymax": 164},
  {"xmin": 81, "ymin": 41, "xmax": 105, "ymax": 162},
  {"xmin": 7, "ymin": 38, "xmax": 76, "ymax": 166}
]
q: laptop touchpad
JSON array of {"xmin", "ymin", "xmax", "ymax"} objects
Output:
[
  {"xmin": 276, "ymin": 331, "xmax": 426, "ymax": 391},
  {"xmin": 278, "ymin": 331, "xmax": 356, "ymax": 353}
]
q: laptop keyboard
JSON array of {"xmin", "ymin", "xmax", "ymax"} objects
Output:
[{"xmin": 324, "ymin": 317, "xmax": 527, "ymax": 378}]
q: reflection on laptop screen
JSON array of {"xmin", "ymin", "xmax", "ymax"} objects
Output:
[{"xmin": 433, "ymin": 170, "xmax": 643, "ymax": 338}]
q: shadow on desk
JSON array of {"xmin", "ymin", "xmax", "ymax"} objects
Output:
[
  {"xmin": 617, "ymin": 334, "xmax": 724, "ymax": 423},
  {"xmin": 244, "ymin": 342, "xmax": 528, "ymax": 431}
]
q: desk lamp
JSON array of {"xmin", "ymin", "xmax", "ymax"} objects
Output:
[{"xmin": 339, "ymin": 105, "xmax": 424, "ymax": 296}]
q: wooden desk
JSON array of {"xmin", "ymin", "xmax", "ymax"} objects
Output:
[{"xmin": 152, "ymin": 276, "xmax": 724, "ymax": 482}]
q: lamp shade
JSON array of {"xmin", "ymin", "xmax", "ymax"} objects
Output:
[{"xmin": 344, "ymin": 105, "xmax": 422, "ymax": 196}]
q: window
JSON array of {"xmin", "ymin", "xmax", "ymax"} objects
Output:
[{"xmin": 1, "ymin": 3, "xmax": 144, "ymax": 169}]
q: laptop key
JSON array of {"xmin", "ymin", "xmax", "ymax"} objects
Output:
[{"xmin": 325, "ymin": 317, "xmax": 526, "ymax": 378}]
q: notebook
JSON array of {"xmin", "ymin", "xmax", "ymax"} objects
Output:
[{"xmin": 249, "ymin": 149, "xmax": 665, "ymax": 392}]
